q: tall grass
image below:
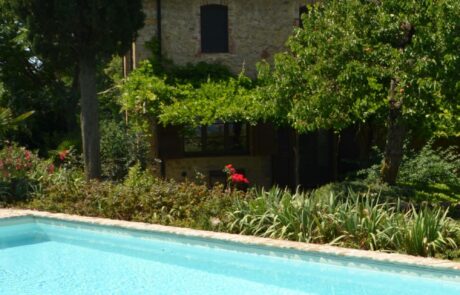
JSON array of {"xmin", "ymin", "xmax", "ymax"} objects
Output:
[{"xmin": 228, "ymin": 187, "xmax": 459, "ymax": 257}]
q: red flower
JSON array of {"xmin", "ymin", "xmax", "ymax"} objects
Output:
[
  {"xmin": 48, "ymin": 164, "xmax": 55, "ymax": 174},
  {"xmin": 231, "ymin": 173, "xmax": 249, "ymax": 184},
  {"xmin": 58, "ymin": 150, "xmax": 70, "ymax": 161},
  {"xmin": 224, "ymin": 164, "xmax": 236, "ymax": 175},
  {"xmin": 24, "ymin": 150, "xmax": 31, "ymax": 161}
]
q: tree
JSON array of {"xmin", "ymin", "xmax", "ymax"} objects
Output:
[
  {"xmin": 0, "ymin": 1, "xmax": 78, "ymax": 151},
  {"xmin": 9, "ymin": 0, "xmax": 145, "ymax": 179},
  {"xmin": 260, "ymin": 0, "xmax": 460, "ymax": 184}
]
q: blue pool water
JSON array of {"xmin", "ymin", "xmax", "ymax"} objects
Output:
[{"xmin": 0, "ymin": 217, "xmax": 459, "ymax": 294}]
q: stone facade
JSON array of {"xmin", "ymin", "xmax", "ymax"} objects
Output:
[
  {"xmin": 131, "ymin": 0, "xmax": 313, "ymax": 186},
  {"xmin": 135, "ymin": 0, "xmax": 311, "ymax": 77}
]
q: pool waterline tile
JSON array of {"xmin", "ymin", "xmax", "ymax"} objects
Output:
[{"xmin": 1, "ymin": 208, "xmax": 460, "ymax": 273}]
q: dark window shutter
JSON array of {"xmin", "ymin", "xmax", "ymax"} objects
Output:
[
  {"xmin": 201, "ymin": 5, "xmax": 229, "ymax": 53},
  {"xmin": 299, "ymin": 5, "xmax": 308, "ymax": 28}
]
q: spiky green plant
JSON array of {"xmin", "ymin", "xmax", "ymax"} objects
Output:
[
  {"xmin": 227, "ymin": 188, "xmax": 459, "ymax": 257},
  {"xmin": 396, "ymin": 207, "xmax": 458, "ymax": 257}
]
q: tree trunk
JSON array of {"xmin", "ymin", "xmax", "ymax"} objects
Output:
[
  {"xmin": 79, "ymin": 54, "xmax": 101, "ymax": 180},
  {"xmin": 66, "ymin": 65, "xmax": 80, "ymax": 133},
  {"xmin": 147, "ymin": 117, "xmax": 161, "ymax": 177},
  {"xmin": 381, "ymin": 79, "xmax": 405, "ymax": 185}
]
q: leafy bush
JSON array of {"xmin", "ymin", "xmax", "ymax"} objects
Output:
[
  {"xmin": 100, "ymin": 119, "xmax": 149, "ymax": 180},
  {"xmin": 228, "ymin": 187, "xmax": 459, "ymax": 258},
  {"xmin": 398, "ymin": 143, "xmax": 460, "ymax": 187},
  {"xmin": 356, "ymin": 141, "xmax": 460, "ymax": 202},
  {"xmin": 22, "ymin": 164, "xmax": 242, "ymax": 230},
  {"xmin": 0, "ymin": 144, "xmax": 53, "ymax": 202}
]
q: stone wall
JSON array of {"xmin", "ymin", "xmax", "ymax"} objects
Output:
[
  {"xmin": 135, "ymin": 0, "xmax": 158, "ymax": 62},
  {"xmin": 135, "ymin": 0, "xmax": 310, "ymax": 77},
  {"xmin": 133, "ymin": 0, "xmax": 311, "ymax": 186}
]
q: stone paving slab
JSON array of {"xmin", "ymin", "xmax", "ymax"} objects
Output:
[{"xmin": 1, "ymin": 208, "xmax": 460, "ymax": 272}]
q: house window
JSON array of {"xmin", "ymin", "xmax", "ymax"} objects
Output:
[
  {"xmin": 200, "ymin": 4, "xmax": 229, "ymax": 53},
  {"xmin": 299, "ymin": 5, "xmax": 308, "ymax": 28},
  {"xmin": 184, "ymin": 122, "xmax": 248, "ymax": 155}
]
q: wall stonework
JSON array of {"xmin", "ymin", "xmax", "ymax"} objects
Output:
[
  {"xmin": 136, "ymin": 0, "xmax": 309, "ymax": 77},
  {"xmin": 135, "ymin": 0, "xmax": 158, "ymax": 62},
  {"xmin": 134, "ymin": 0, "xmax": 311, "ymax": 186}
]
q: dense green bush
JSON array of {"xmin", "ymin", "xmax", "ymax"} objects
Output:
[
  {"xmin": 100, "ymin": 120, "xmax": 149, "ymax": 180},
  {"xmin": 357, "ymin": 141, "xmax": 460, "ymax": 202},
  {"xmin": 228, "ymin": 187, "xmax": 459, "ymax": 258},
  {"xmin": 0, "ymin": 144, "xmax": 53, "ymax": 202},
  {"xmin": 398, "ymin": 143, "xmax": 460, "ymax": 187},
  {"xmin": 21, "ymin": 164, "xmax": 241, "ymax": 230}
]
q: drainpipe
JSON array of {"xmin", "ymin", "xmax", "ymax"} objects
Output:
[
  {"xmin": 155, "ymin": 0, "xmax": 165, "ymax": 178},
  {"xmin": 156, "ymin": 0, "xmax": 162, "ymax": 59}
]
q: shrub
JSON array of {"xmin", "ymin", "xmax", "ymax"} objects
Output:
[
  {"xmin": 0, "ymin": 144, "xmax": 53, "ymax": 202},
  {"xmin": 100, "ymin": 119, "xmax": 149, "ymax": 180},
  {"xmin": 356, "ymin": 141, "xmax": 460, "ymax": 202},
  {"xmin": 398, "ymin": 142, "xmax": 460, "ymax": 187},
  {"xmin": 23, "ymin": 164, "xmax": 242, "ymax": 231},
  {"xmin": 394, "ymin": 207, "xmax": 458, "ymax": 257}
]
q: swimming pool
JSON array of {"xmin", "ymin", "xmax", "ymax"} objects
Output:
[{"xmin": 1, "ymin": 215, "xmax": 459, "ymax": 295}]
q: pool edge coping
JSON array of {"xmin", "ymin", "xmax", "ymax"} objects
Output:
[{"xmin": 1, "ymin": 208, "xmax": 459, "ymax": 272}]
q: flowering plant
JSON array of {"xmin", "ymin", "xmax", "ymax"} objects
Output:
[
  {"xmin": 0, "ymin": 145, "xmax": 36, "ymax": 180},
  {"xmin": 0, "ymin": 144, "xmax": 59, "ymax": 201},
  {"xmin": 58, "ymin": 149, "xmax": 70, "ymax": 161},
  {"xmin": 223, "ymin": 164, "xmax": 249, "ymax": 191}
]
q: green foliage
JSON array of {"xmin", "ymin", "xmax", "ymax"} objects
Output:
[
  {"xmin": 119, "ymin": 61, "xmax": 175, "ymax": 132},
  {"xmin": 119, "ymin": 52, "xmax": 260, "ymax": 129},
  {"xmin": 10, "ymin": 0, "xmax": 145, "ymax": 64},
  {"xmin": 398, "ymin": 143, "xmax": 460, "ymax": 187},
  {"xmin": 259, "ymin": 0, "xmax": 460, "ymax": 135},
  {"xmin": 2, "ymin": 144, "xmax": 458, "ymax": 259},
  {"xmin": 0, "ymin": 2, "xmax": 79, "ymax": 152},
  {"xmin": 99, "ymin": 55, "xmax": 126, "ymax": 120},
  {"xmin": 0, "ymin": 108, "xmax": 34, "ymax": 138},
  {"xmin": 99, "ymin": 119, "xmax": 149, "ymax": 180},
  {"xmin": 398, "ymin": 207, "xmax": 457, "ymax": 257},
  {"xmin": 8, "ymin": 0, "xmax": 146, "ymax": 179},
  {"xmin": 0, "ymin": 144, "xmax": 52, "ymax": 202},
  {"xmin": 167, "ymin": 62, "xmax": 233, "ymax": 86},
  {"xmin": 20, "ymin": 164, "xmax": 241, "ymax": 230},
  {"xmin": 159, "ymin": 73, "xmax": 260, "ymax": 127},
  {"xmin": 228, "ymin": 187, "xmax": 459, "ymax": 257},
  {"xmin": 357, "ymin": 141, "xmax": 460, "ymax": 202}
]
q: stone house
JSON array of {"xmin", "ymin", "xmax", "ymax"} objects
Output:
[{"xmin": 125, "ymin": 0, "xmax": 373, "ymax": 188}]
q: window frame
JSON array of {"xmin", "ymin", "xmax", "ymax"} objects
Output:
[
  {"xmin": 183, "ymin": 123, "xmax": 250, "ymax": 157},
  {"xmin": 200, "ymin": 4, "xmax": 229, "ymax": 54}
]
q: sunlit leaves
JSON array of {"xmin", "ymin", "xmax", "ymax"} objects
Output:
[
  {"xmin": 260, "ymin": 0, "xmax": 460, "ymax": 136},
  {"xmin": 119, "ymin": 61, "xmax": 260, "ymax": 129}
]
